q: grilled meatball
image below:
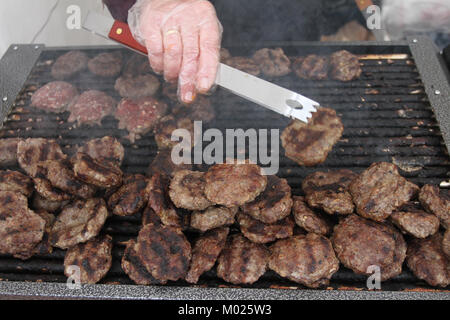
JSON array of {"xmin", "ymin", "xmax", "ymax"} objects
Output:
[
  {"xmin": 223, "ymin": 56, "xmax": 260, "ymax": 76},
  {"xmin": 135, "ymin": 223, "xmax": 191, "ymax": 283},
  {"xmin": 281, "ymin": 107, "xmax": 344, "ymax": 166},
  {"xmin": 185, "ymin": 227, "xmax": 229, "ymax": 284},
  {"xmin": 115, "ymin": 96, "xmax": 168, "ymax": 143},
  {"xmin": 147, "ymin": 150, "xmax": 192, "ymax": 178},
  {"xmin": 302, "ymin": 169, "xmax": 357, "ymax": 215},
  {"xmin": 406, "ymin": 234, "xmax": 449, "ymax": 287},
  {"xmin": 50, "ymin": 198, "xmax": 109, "ymax": 249},
  {"xmin": 0, "ymin": 138, "xmax": 21, "ymax": 167},
  {"xmin": 73, "ymin": 152, "xmax": 123, "ymax": 189},
  {"xmin": 237, "ymin": 211, "xmax": 294, "ymax": 244},
  {"xmin": 292, "ymin": 196, "xmax": 332, "ymax": 236},
  {"xmin": 390, "ymin": 202, "xmax": 440, "ymax": 238},
  {"xmin": 31, "ymin": 193, "xmax": 69, "ymax": 213},
  {"xmin": 295, "ymin": 55, "xmax": 329, "ymax": 80},
  {"xmin": 108, "ymin": 174, "xmax": 151, "ymax": 216},
  {"xmin": 31, "ymin": 81, "xmax": 78, "ymax": 113},
  {"xmin": 64, "ymin": 235, "xmax": 113, "ymax": 284},
  {"xmin": 88, "ymin": 52, "xmax": 123, "ymax": 77},
  {"xmin": 51, "ymin": 50, "xmax": 88, "ymax": 80},
  {"xmin": 153, "ymin": 115, "xmax": 195, "ymax": 150},
  {"xmin": 217, "ymin": 234, "xmax": 269, "ymax": 285},
  {"xmin": 32, "ymin": 176, "xmax": 72, "ymax": 202},
  {"xmin": 77, "ymin": 136, "xmax": 124, "ymax": 166},
  {"xmin": 172, "ymin": 96, "xmax": 216, "ymax": 123},
  {"xmin": 252, "ymin": 48, "xmax": 291, "ymax": 77},
  {"xmin": 269, "ymin": 234, "xmax": 339, "ymax": 288},
  {"xmin": 68, "ymin": 90, "xmax": 116, "ymax": 126},
  {"xmin": 0, "ymin": 170, "xmax": 33, "ymax": 196},
  {"xmin": 329, "ymin": 50, "xmax": 362, "ymax": 82},
  {"xmin": 443, "ymin": 229, "xmax": 450, "ymax": 258},
  {"xmin": 332, "ymin": 214, "xmax": 407, "ymax": 281},
  {"xmin": 419, "ymin": 184, "xmax": 450, "ymax": 229},
  {"xmin": 22, "ymin": 210, "xmax": 55, "ymax": 259},
  {"xmin": 241, "ymin": 175, "xmax": 292, "ymax": 224},
  {"xmin": 0, "ymin": 191, "xmax": 46, "ymax": 259},
  {"xmin": 114, "ymin": 74, "xmax": 160, "ymax": 99},
  {"xmin": 204, "ymin": 162, "xmax": 267, "ymax": 207},
  {"xmin": 191, "ymin": 206, "xmax": 238, "ymax": 233},
  {"xmin": 349, "ymin": 162, "xmax": 419, "ymax": 221},
  {"xmin": 169, "ymin": 170, "xmax": 212, "ymax": 211},
  {"xmin": 122, "ymin": 54, "xmax": 153, "ymax": 78},
  {"xmin": 121, "ymin": 239, "xmax": 161, "ymax": 285}
]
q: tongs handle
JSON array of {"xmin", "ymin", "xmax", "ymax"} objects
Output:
[{"xmin": 108, "ymin": 21, "xmax": 148, "ymax": 55}]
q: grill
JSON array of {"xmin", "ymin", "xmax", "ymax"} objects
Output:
[{"xmin": 0, "ymin": 37, "xmax": 449, "ymax": 299}]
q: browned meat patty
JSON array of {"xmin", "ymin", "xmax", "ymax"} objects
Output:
[
  {"xmin": 32, "ymin": 176, "xmax": 72, "ymax": 202},
  {"xmin": 122, "ymin": 54, "xmax": 153, "ymax": 78},
  {"xmin": 147, "ymin": 150, "xmax": 192, "ymax": 178},
  {"xmin": 77, "ymin": 136, "xmax": 124, "ymax": 166},
  {"xmin": 0, "ymin": 191, "xmax": 46, "ymax": 259},
  {"xmin": 349, "ymin": 162, "xmax": 419, "ymax": 221},
  {"xmin": 419, "ymin": 184, "xmax": 450, "ymax": 229},
  {"xmin": 185, "ymin": 227, "xmax": 229, "ymax": 284},
  {"xmin": 281, "ymin": 107, "xmax": 344, "ymax": 166},
  {"xmin": 302, "ymin": 169, "xmax": 357, "ymax": 215},
  {"xmin": 294, "ymin": 55, "xmax": 329, "ymax": 80},
  {"xmin": 269, "ymin": 234, "xmax": 339, "ymax": 288},
  {"xmin": 172, "ymin": 96, "xmax": 216, "ymax": 123},
  {"xmin": 169, "ymin": 170, "xmax": 212, "ymax": 211},
  {"xmin": 141, "ymin": 205, "xmax": 163, "ymax": 227},
  {"xmin": 191, "ymin": 206, "xmax": 237, "ymax": 232},
  {"xmin": 22, "ymin": 210, "xmax": 55, "ymax": 259},
  {"xmin": 162, "ymin": 81, "xmax": 179, "ymax": 101},
  {"xmin": 406, "ymin": 234, "xmax": 449, "ymax": 287},
  {"xmin": 292, "ymin": 196, "xmax": 332, "ymax": 236},
  {"xmin": 64, "ymin": 235, "xmax": 113, "ymax": 284},
  {"xmin": 114, "ymin": 74, "xmax": 160, "ymax": 99},
  {"xmin": 252, "ymin": 48, "xmax": 291, "ymax": 77},
  {"xmin": 115, "ymin": 97, "xmax": 168, "ymax": 143},
  {"xmin": 0, "ymin": 138, "xmax": 21, "ymax": 167},
  {"xmin": 31, "ymin": 81, "xmax": 78, "ymax": 113},
  {"xmin": 237, "ymin": 211, "xmax": 294, "ymax": 244},
  {"xmin": 217, "ymin": 234, "xmax": 269, "ymax": 284},
  {"xmin": 329, "ymin": 50, "xmax": 362, "ymax": 82},
  {"xmin": 31, "ymin": 193, "xmax": 69, "ymax": 213},
  {"xmin": 68, "ymin": 90, "xmax": 116, "ymax": 126},
  {"xmin": 223, "ymin": 56, "xmax": 260, "ymax": 76},
  {"xmin": 50, "ymin": 198, "xmax": 109, "ymax": 249},
  {"xmin": 88, "ymin": 52, "xmax": 123, "ymax": 77},
  {"xmin": 241, "ymin": 175, "xmax": 292, "ymax": 224},
  {"xmin": 135, "ymin": 223, "xmax": 191, "ymax": 283},
  {"xmin": 108, "ymin": 174, "xmax": 151, "ymax": 216},
  {"xmin": 51, "ymin": 50, "xmax": 88, "ymax": 80},
  {"xmin": 204, "ymin": 162, "xmax": 267, "ymax": 207},
  {"xmin": 390, "ymin": 202, "xmax": 440, "ymax": 238},
  {"xmin": 17, "ymin": 138, "xmax": 67, "ymax": 176},
  {"xmin": 0, "ymin": 170, "xmax": 33, "ymax": 196},
  {"xmin": 443, "ymin": 229, "xmax": 450, "ymax": 258},
  {"xmin": 153, "ymin": 115, "xmax": 195, "ymax": 150},
  {"xmin": 72, "ymin": 152, "xmax": 123, "ymax": 188},
  {"xmin": 332, "ymin": 214, "xmax": 407, "ymax": 281},
  {"xmin": 121, "ymin": 239, "xmax": 161, "ymax": 285}
]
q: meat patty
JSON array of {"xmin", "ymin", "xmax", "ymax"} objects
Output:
[
  {"xmin": 223, "ymin": 56, "xmax": 261, "ymax": 76},
  {"xmin": 390, "ymin": 202, "xmax": 440, "ymax": 238},
  {"xmin": 31, "ymin": 193, "xmax": 69, "ymax": 213},
  {"xmin": 241, "ymin": 175, "xmax": 292, "ymax": 224},
  {"xmin": 419, "ymin": 184, "xmax": 450, "ymax": 229},
  {"xmin": 64, "ymin": 235, "xmax": 113, "ymax": 284},
  {"xmin": 153, "ymin": 115, "xmax": 195, "ymax": 150},
  {"xmin": 31, "ymin": 81, "xmax": 78, "ymax": 113},
  {"xmin": 115, "ymin": 96, "xmax": 168, "ymax": 143},
  {"xmin": 252, "ymin": 48, "xmax": 291, "ymax": 77},
  {"xmin": 21, "ymin": 210, "xmax": 55, "ymax": 259},
  {"xmin": 88, "ymin": 52, "xmax": 123, "ymax": 77},
  {"xmin": 122, "ymin": 54, "xmax": 153, "ymax": 78},
  {"xmin": 0, "ymin": 191, "xmax": 46, "ymax": 259},
  {"xmin": 114, "ymin": 74, "xmax": 160, "ymax": 99},
  {"xmin": 302, "ymin": 169, "xmax": 357, "ymax": 215},
  {"xmin": 72, "ymin": 152, "xmax": 123, "ymax": 188},
  {"xmin": 281, "ymin": 107, "xmax": 344, "ymax": 166},
  {"xmin": 77, "ymin": 136, "xmax": 124, "ymax": 166},
  {"xmin": 443, "ymin": 229, "xmax": 450, "ymax": 258},
  {"xmin": 349, "ymin": 162, "xmax": 419, "ymax": 221},
  {"xmin": 204, "ymin": 162, "xmax": 267, "ymax": 207},
  {"xmin": 147, "ymin": 150, "xmax": 192, "ymax": 178},
  {"xmin": 237, "ymin": 211, "xmax": 294, "ymax": 244},
  {"xmin": 51, "ymin": 50, "xmax": 88, "ymax": 80},
  {"xmin": 169, "ymin": 170, "xmax": 212, "ymax": 211},
  {"xmin": 185, "ymin": 227, "xmax": 229, "ymax": 284},
  {"xmin": 172, "ymin": 96, "xmax": 216, "ymax": 123},
  {"xmin": 135, "ymin": 223, "xmax": 192, "ymax": 283},
  {"xmin": 108, "ymin": 174, "xmax": 151, "ymax": 216},
  {"xmin": 68, "ymin": 90, "xmax": 116, "ymax": 126},
  {"xmin": 406, "ymin": 234, "xmax": 449, "ymax": 287},
  {"xmin": 329, "ymin": 50, "xmax": 362, "ymax": 82},
  {"xmin": 50, "ymin": 198, "xmax": 109, "ymax": 249},
  {"xmin": 121, "ymin": 239, "xmax": 161, "ymax": 285},
  {"xmin": 141, "ymin": 205, "xmax": 164, "ymax": 227},
  {"xmin": 294, "ymin": 55, "xmax": 329, "ymax": 80},
  {"xmin": 292, "ymin": 196, "xmax": 332, "ymax": 236},
  {"xmin": 332, "ymin": 214, "xmax": 407, "ymax": 281},
  {"xmin": 268, "ymin": 234, "xmax": 340, "ymax": 288},
  {"xmin": 0, "ymin": 138, "xmax": 21, "ymax": 167},
  {"xmin": 190, "ymin": 206, "xmax": 238, "ymax": 233},
  {"xmin": 32, "ymin": 176, "xmax": 72, "ymax": 202},
  {"xmin": 0, "ymin": 170, "xmax": 33, "ymax": 196},
  {"xmin": 217, "ymin": 234, "xmax": 269, "ymax": 285}
]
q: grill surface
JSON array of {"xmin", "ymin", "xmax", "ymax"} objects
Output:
[{"xmin": 0, "ymin": 45, "xmax": 449, "ymax": 293}]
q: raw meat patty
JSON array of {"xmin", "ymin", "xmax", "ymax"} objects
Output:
[
  {"xmin": 51, "ymin": 50, "xmax": 88, "ymax": 80},
  {"xmin": 68, "ymin": 90, "xmax": 116, "ymax": 126},
  {"xmin": 88, "ymin": 52, "xmax": 123, "ymax": 77},
  {"xmin": 114, "ymin": 74, "xmax": 160, "ymax": 98},
  {"xmin": 31, "ymin": 81, "xmax": 78, "ymax": 113}
]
